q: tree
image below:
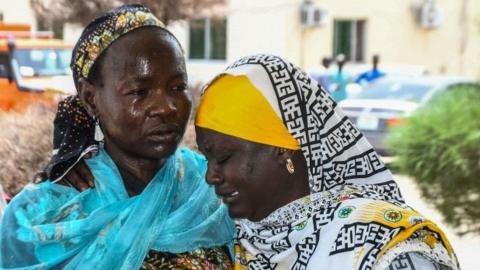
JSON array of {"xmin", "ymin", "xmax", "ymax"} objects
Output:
[
  {"xmin": 30, "ymin": 0, "xmax": 226, "ymax": 26},
  {"xmin": 387, "ymin": 84, "xmax": 480, "ymax": 235}
]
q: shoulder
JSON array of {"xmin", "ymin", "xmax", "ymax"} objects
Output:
[
  {"xmin": 177, "ymin": 148, "xmax": 207, "ymax": 167},
  {"xmin": 4, "ymin": 182, "xmax": 78, "ymax": 216},
  {"xmin": 176, "ymin": 148, "xmax": 207, "ymax": 179},
  {"xmin": 382, "ymin": 252, "xmax": 453, "ymax": 270},
  {"xmin": 1, "ymin": 181, "xmax": 96, "ymax": 230},
  {"xmin": 1, "ymin": 182, "xmax": 79, "ymax": 242},
  {"xmin": 328, "ymin": 198, "xmax": 458, "ymax": 269},
  {"xmin": 174, "ymin": 148, "xmax": 209, "ymax": 191}
]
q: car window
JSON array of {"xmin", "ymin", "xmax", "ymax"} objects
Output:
[
  {"xmin": 356, "ymin": 80, "xmax": 433, "ymax": 103},
  {"xmin": 13, "ymin": 49, "xmax": 72, "ymax": 77}
]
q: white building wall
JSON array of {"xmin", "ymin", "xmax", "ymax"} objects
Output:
[
  {"xmin": 0, "ymin": 0, "xmax": 37, "ymax": 29},
  {"xmin": 179, "ymin": 0, "xmax": 302, "ymax": 84},
  {"xmin": 227, "ymin": 0, "xmax": 293, "ymax": 61}
]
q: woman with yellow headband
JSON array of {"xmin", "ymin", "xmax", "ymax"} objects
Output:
[{"xmin": 195, "ymin": 54, "xmax": 459, "ymax": 269}]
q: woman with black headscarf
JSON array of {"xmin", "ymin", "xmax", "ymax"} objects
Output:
[{"xmin": 0, "ymin": 5, "xmax": 234, "ymax": 269}]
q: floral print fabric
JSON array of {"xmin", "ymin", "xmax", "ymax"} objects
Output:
[
  {"xmin": 71, "ymin": 4, "xmax": 164, "ymax": 81},
  {"xmin": 142, "ymin": 247, "xmax": 232, "ymax": 270}
]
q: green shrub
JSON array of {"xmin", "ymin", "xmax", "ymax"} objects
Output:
[{"xmin": 387, "ymin": 84, "xmax": 480, "ymax": 235}]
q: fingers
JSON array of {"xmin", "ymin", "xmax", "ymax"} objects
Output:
[
  {"xmin": 64, "ymin": 169, "xmax": 90, "ymax": 192},
  {"xmin": 75, "ymin": 160, "xmax": 95, "ymax": 188},
  {"xmin": 54, "ymin": 179, "xmax": 72, "ymax": 187},
  {"xmin": 33, "ymin": 171, "xmax": 48, "ymax": 184},
  {"xmin": 36, "ymin": 159, "xmax": 95, "ymax": 192}
]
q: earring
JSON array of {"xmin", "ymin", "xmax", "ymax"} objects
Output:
[
  {"xmin": 286, "ymin": 158, "xmax": 295, "ymax": 174},
  {"xmin": 93, "ymin": 116, "xmax": 104, "ymax": 142}
]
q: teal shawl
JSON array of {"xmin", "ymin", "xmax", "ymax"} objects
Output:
[{"xmin": 0, "ymin": 147, "xmax": 235, "ymax": 269}]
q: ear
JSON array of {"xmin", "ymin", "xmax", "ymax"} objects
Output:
[
  {"xmin": 78, "ymin": 78, "xmax": 98, "ymax": 117},
  {"xmin": 275, "ymin": 147, "xmax": 295, "ymax": 164}
]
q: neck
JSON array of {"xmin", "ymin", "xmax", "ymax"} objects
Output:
[
  {"xmin": 279, "ymin": 153, "xmax": 310, "ymax": 207},
  {"xmin": 104, "ymin": 140, "xmax": 166, "ymax": 186},
  {"xmin": 281, "ymin": 169, "xmax": 310, "ymax": 206},
  {"xmin": 251, "ymin": 154, "xmax": 310, "ymax": 222}
]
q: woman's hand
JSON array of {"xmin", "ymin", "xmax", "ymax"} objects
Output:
[{"xmin": 34, "ymin": 160, "xmax": 95, "ymax": 191}]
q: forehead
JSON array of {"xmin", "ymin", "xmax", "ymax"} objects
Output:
[
  {"xmin": 101, "ymin": 28, "xmax": 185, "ymax": 75},
  {"xmin": 196, "ymin": 127, "xmax": 259, "ymax": 153}
]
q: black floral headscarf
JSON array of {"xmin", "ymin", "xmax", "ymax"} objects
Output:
[{"xmin": 47, "ymin": 4, "xmax": 167, "ymax": 180}]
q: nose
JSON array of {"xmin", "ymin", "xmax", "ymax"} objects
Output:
[
  {"xmin": 205, "ymin": 164, "xmax": 223, "ymax": 186},
  {"xmin": 148, "ymin": 89, "xmax": 177, "ymax": 119}
]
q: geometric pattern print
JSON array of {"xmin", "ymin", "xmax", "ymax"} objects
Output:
[
  {"xmin": 292, "ymin": 229, "xmax": 322, "ymax": 270},
  {"xmin": 330, "ymin": 221, "xmax": 401, "ymax": 270},
  {"xmin": 236, "ymin": 205, "xmax": 338, "ymax": 269},
  {"xmin": 226, "ymin": 54, "xmax": 395, "ymax": 195},
  {"xmin": 235, "ymin": 183, "xmax": 412, "ymax": 269},
  {"xmin": 388, "ymin": 253, "xmax": 417, "ymax": 270},
  {"xmin": 236, "ymin": 223, "xmax": 293, "ymax": 254},
  {"xmin": 354, "ymin": 181, "xmax": 405, "ymax": 205},
  {"xmin": 226, "ymin": 54, "xmax": 406, "ymax": 270},
  {"xmin": 329, "ymin": 149, "xmax": 387, "ymax": 181},
  {"xmin": 388, "ymin": 252, "xmax": 449, "ymax": 270},
  {"xmin": 247, "ymin": 253, "xmax": 277, "ymax": 270},
  {"xmin": 228, "ymin": 54, "xmax": 337, "ymax": 192}
]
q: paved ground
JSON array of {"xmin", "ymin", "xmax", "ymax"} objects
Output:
[{"xmin": 394, "ymin": 174, "xmax": 479, "ymax": 270}]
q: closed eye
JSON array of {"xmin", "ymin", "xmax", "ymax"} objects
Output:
[
  {"xmin": 216, "ymin": 153, "xmax": 231, "ymax": 164},
  {"xmin": 171, "ymin": 84, "xmax": 187, "ymax": 92},
  {"xmin": 128, "ymin": 89, "xmax": 148, "ymax": 96}
]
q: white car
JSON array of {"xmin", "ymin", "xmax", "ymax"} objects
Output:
[{"xmin": 339, "ymin": 76, "xmax": 474, "ymax": 155}]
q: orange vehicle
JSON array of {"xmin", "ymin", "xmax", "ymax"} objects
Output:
[{"xmin": 0, "ymin": 23, "xmax": 75, "ymax": 112}]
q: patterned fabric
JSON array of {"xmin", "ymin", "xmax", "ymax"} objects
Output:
[
  {"xmin": 142, "ymin": 247, "xmax": 232, "ymax": 269},
  {"xmin": 47, "ymin": 95, "xmax": 97, "ymax": 181},
  {"xmin": 197, "ymin": 54, "xmax": 458, "ymax": 270},
  {"xmin": 387, "ymin": 253, "xmax": 451, "ymax": 270},
  {"xmin": 0, "ymin": 146, "xmax": 235, "ymax": 269},
  {"xmin": 71, "ymin": 4, "xmax": 164, "ymax": 81},
  {"xmin": 196, "ymin": 74, "xmax": 300, "ymax": 150}
]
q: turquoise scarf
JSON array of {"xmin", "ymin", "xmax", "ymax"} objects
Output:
[{"xmin": 0, "ymin": 147, "xmax": 235, "ymax": 269}]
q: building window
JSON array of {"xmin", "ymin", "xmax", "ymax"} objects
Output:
[
  {"xmin": 189, "ymin": 18, "xmax": 227, "ymax": 60},
  {"xmin": 37, "ymin": 19, "xmax": 64, "ymax": 39},
  {"xmin": 333, "ymin": 20, "xmax": 366, "ymax": 62}
]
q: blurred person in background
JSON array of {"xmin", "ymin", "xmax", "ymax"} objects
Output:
[
  {"xmin": 329, "ymin": 54, "xmax": 350, "ymax": 102},
  {"xmin": 195, "ymin": 54, "xmax": 459, "ymax": 270},
  {"xmin": 355, "ymin": 54, "xmax": 386, "ymax": 85},
  {"xmin": 309, "ymin": 56, "xmax": 332, "ymax": 90},
  {"xmin": 0, "ymin": 4, "xmax": 234, "ymax": 269}
]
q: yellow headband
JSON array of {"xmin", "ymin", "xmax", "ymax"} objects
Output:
[{"xmin": 195, "ymin": 74, "xmax": 300, "ymax": 150}]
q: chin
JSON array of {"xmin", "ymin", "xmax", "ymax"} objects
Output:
[
  {"xmin": 152, "ymin": 142, "xmax": 179, "ymax": 155},
  {"xmin": 227, "ymin": 204, "xmax": 256, "ymax": 221},
  {"xmin": 136, "ymin": 144, "xmax": 177, "ymax": 160}
]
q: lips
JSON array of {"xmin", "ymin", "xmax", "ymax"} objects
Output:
[
  {"xmin": 216, "ymin": 190, "xmax": 239, "ymax": 204},
  {"xmin": 146, "ymin": 124, "xmax": 180, "ymax": 142}
]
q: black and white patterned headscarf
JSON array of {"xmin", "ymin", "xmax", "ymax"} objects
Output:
[{"xmin": 219, "ymin": 54, "xmax": 402, "ymax": 195}]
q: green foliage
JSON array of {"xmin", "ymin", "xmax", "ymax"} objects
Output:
[{"xmin": 387, "ymin": 84, "xmax": 480, "ymax": 235}]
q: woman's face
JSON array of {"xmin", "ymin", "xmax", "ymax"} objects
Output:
[
  {"xmin": 89, "ymin": 28, "xmax": 191, "ymax": 160},
  {"xmin": 196, "ymin": 127, "xmax": 301, "ymax": 222}
]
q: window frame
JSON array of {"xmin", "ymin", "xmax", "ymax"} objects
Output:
[
  {"xmin": 188, "ymin": 17, "xmax": 227, "ymax": 61},
  {"xmin": 333, "ymin": 19, "xmax": 367, "ymax": 62}
]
